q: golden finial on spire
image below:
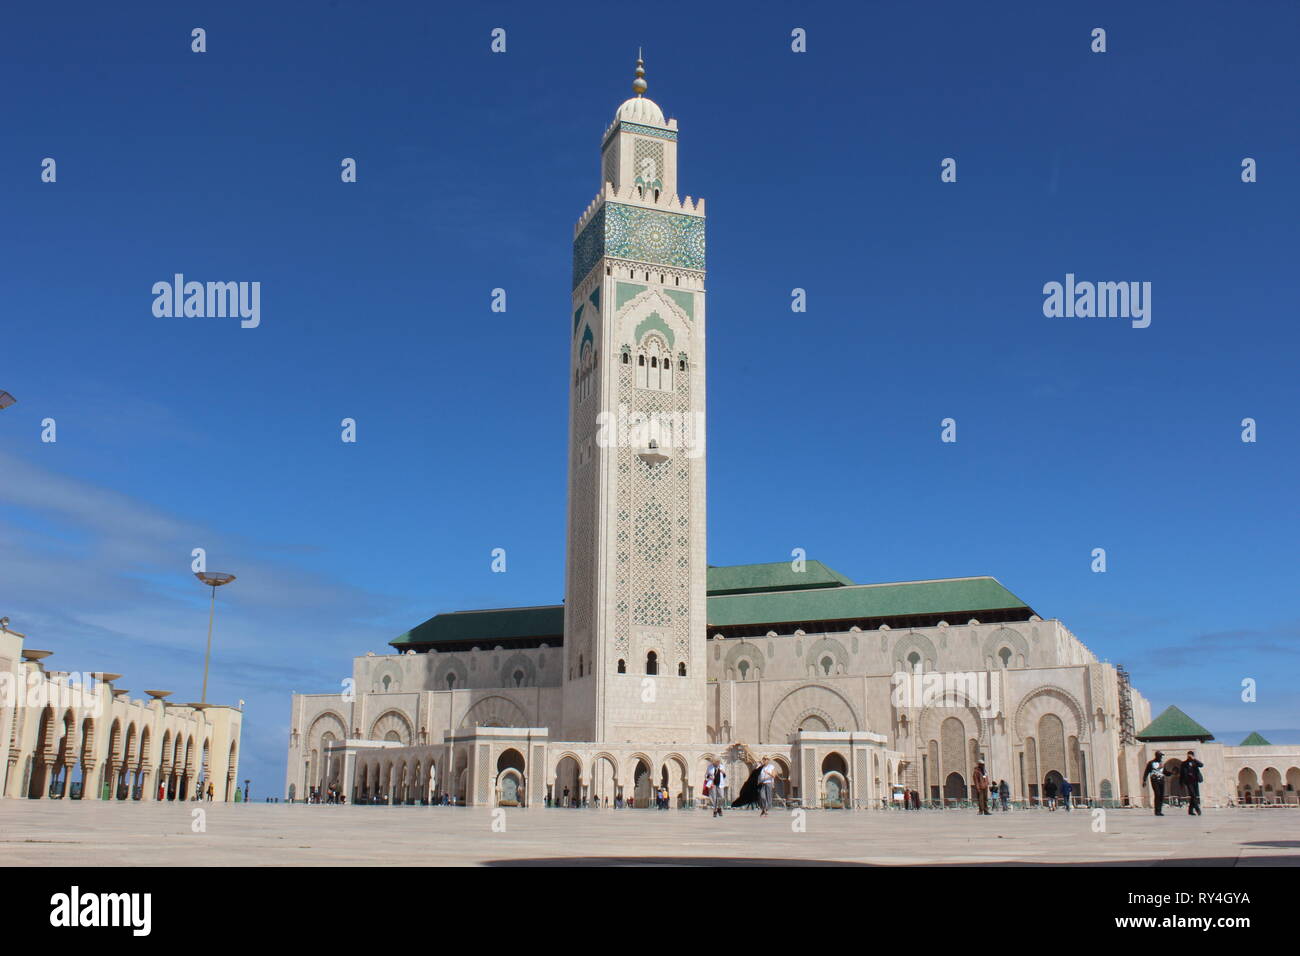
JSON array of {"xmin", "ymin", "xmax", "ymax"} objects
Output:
[{"xmin": 632, "ymin": 50, "xmax": 647, "ymax": 96}]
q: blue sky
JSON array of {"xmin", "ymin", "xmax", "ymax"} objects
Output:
[{"xmin": 2, "ymin": 0, "xmax": 1297, "ymax": 793}]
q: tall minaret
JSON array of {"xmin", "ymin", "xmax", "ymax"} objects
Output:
[{"xmin": 562, "ymin": 56, "xmax": 707, "ymax": 743}]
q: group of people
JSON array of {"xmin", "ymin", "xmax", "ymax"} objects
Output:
[
  {"xmin": 908, "ymin": 764, "xmax": 1092, "ymax": 814},
  {"xmin": 308, "ymin": 785, "xmax": 346, "ymax": 804},
  {"xmin": 971, "ymin": 761, "xmax": 1017, "ymax": 814},
  {"xmin": 155, "ymin": 780, "xmax": 215, "ymax": 802},
  {"xmin": 703, "ymin": 756, "xmax": 780, "ymax": 817},
  {"xmin": 1142, "ymin": 750, "xmax": 1204, "ymax": 816}
]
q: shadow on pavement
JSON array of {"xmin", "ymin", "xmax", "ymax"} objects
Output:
[{"xmin": 484, "ymin": 855, "xmax": 1300, "ymax": 867}]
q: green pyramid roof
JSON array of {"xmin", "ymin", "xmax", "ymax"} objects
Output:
[
  {"xmin": 1238, "ymin": 731, "xmax": 1271, "ymax": 746},
  {"xmin": 1136, "ymin": 705, "xmax": 1215, "ymax": 742}
]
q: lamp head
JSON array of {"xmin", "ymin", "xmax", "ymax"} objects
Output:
[{"xmin": 195, "ymin": 571, "xmax": 236, "ymax": 587}]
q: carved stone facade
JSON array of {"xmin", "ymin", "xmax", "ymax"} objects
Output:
[{"xmin": 284, "ymin": 63, "xmax": 1297, "ymax": 814}]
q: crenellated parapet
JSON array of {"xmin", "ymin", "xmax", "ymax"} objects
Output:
[{"xmin": 573, "ymin": 182, "xmax": 705, "ymax": 238}]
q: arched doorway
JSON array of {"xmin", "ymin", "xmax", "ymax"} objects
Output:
[
  {"xmin": 554, "ymin": 754, "xmax": 581, "ymax": 807},
  {"xmin": 632, "ymin": 758, "xmax": 652, "ymax": 808},
  {"xmin": 591, "ymin": 755, "xmax": 618, "ymax": 806},
  {"xmin": 225, "ymin": 741, "xmax": 238, "ymax": 802},
  {"xmin": 497, "ymin": 748, "xmax": 526, "ymax": 807},
  {"xmin": 450, "ymin": 749, "xmax": 468, "ymax": 805},
  {"xmin": 773, "ymin": 756, "xmax": 791, "ymax": 801},
  {"xmin": 1237, "ymin": 767, "xmax": 1258, "ymax": 802},
  {"xmin": 52, "ymin": 710, "xmax": 75, "ymax": 798},
  {"xmin": 822, "ymin": 753, "xmax": 848, "ymax": 809},
  {"xmin": 1262, "ymin": 767, "xmax": 1282, "ymax": 803},
  {"xmin": 1042, "ymin": 769, "xmax": 1064, "ymax": 804},
  {"xmin": 944, "ymin": 771, "xmax": 968, "ymax": 803},
  {"xmin": 660, "ymin": 756, "xmax": 687, "ymax": 807}
]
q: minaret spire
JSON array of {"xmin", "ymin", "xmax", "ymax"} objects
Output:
[{"xmin": 632, "ymin": 50, "xmax": 647, "ymax": 96}]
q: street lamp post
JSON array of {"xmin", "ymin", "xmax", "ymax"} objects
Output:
[{"xmin": 194, "ymin": 571, "xmax": 236, "ymax": 704}]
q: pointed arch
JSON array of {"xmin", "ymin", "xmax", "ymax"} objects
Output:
[{"xmin": 368, "ymin": 709, "xmax": 413, "ymax": 744}]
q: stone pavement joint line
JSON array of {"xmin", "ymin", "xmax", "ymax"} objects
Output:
[{"xmin": 0, "ymin": 804, "xmax": 1294, "ymax": 867}]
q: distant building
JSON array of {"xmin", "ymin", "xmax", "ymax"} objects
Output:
[{"xmin": 1, "ymin": 620, "xmax": 243, "ymax": 802}]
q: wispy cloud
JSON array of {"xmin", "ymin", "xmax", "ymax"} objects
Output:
[{"xmin": 0, "ymin": 449, "xmax": 396, "ymax": 792}]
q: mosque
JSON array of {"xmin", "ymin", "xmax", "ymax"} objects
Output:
[{"xmin": 284, "ymin": 60, "xmax": 1296, "ymax": 813}]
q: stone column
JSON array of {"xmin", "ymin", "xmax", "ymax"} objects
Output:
[{"xmin": 5, "ymin": 749, "xmax": 20, "ymax": 799}]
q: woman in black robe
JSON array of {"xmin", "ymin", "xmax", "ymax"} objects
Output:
[{"xmin": 731, "ymin": 764, "xmax": 764, "ymax": 808}]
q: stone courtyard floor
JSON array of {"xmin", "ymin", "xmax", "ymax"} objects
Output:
[{"xmin": 0, "ymin": 802, "xmax": 1295, "ymax": 866}]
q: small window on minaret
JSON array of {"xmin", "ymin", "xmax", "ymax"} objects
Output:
[
  {"xmin": 678, "ymin": 358, "xmax": 686, "ymax": 371},
  {"xmin": 677, "ymin": 662, "xmax": 686, "ymax": 677},
  {"xmin": 638, "ymin": 355, "xmax": 645, "ymax": 366},
  {"xmin": 622, "ymin": 353, "xmax": 629, "ymax": 365},
  {"xmin": 578, "ymin": 654, "xmax": 584, "ymax": 677},
  {"xmin": 617, "ymin": 659, "xmax": 626, "ymax": 673},
  {"xmin": 646, "ymin": 651, "xmax": 658, "ymax": 675},
  {"xmin": 650, "ymin": 356, "xmax": 657, "ymax": 369}
]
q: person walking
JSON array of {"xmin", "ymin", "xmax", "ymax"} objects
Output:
[
  {"xmin": 1142, "ymin": 751, "xmax": 1166, "ymax": 816},
  {"xmin": 1060, "ymin": 777, "xmax": 1072, "ymax": 812},
  {"xmin": 972, "ymin": 761, "xmax": 992, "ymax": 815},
  {"xmin": 705, "ymin": 758, "xmax": 727, "ymax": 818},
  {"xmin": 1180, "ymin": 750, "xmax": 1204, "ymax": 816},
  {"xmin": 998, "ymin": 779, "xmax": 1010, "ymax": 811},
  {"xmin": 758, "ymin": 756, "xmax": 778, "ymax": 816},
  {"xmin": 1044, "ymin": 778, "xmax": 1058, "ymax": 811}
]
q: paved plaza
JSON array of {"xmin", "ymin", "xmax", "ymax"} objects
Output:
[{"xmin": 0, "ymin": 803, "xmax": 1294, "ymax": 866}]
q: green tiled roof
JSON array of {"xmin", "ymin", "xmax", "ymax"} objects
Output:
[
  {"xmin": 705, "ymin": 561, "xmax": 854, "ymax": 595},
  {"xmin": 706, "ymin": 576, "xmax": 1029, "ymax": 629},
  {"xmin": 1238, "ymin": 731, "xmax": 1271, "ymax": 746},
  {"xmin": 392, "ymin": 568, "xmax": 1033, "ymax": 649},
  {"xmin": 1136, "ymin": 705, "xmax": 1215, "ymax": 742},
  {"xmin": 394, "ymin": 605, "xmax": 563, "ymax": 648}
]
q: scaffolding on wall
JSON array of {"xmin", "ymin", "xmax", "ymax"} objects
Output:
[{"xmin": 1117, "ymin": 664, "xmax": 1136, "ymax": 745}]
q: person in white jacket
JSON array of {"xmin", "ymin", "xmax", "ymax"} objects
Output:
[{"xmin": 705, "ymin": 759, "xmax": 727, "ymax": 817}]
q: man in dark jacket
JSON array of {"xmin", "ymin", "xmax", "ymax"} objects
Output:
[
  {"xmin": 1141, "ymin": 751, "xmax": 1166, "ymax": 816},
  {"xmin": 1180, "ymin": 751, "xmax": 1205, "ymax": 816}
]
